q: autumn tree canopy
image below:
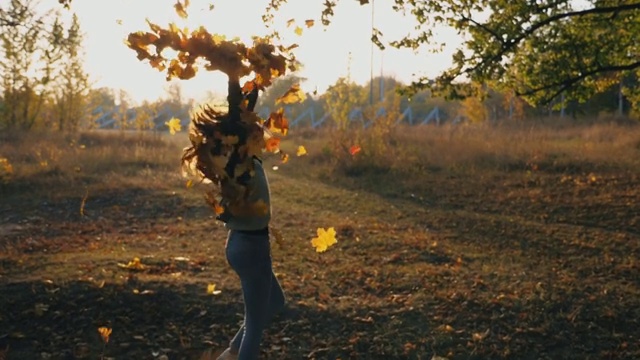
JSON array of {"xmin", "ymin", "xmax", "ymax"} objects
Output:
[{"xmin": 265, "ymin": 0, "xmax": 640, "ymax": 109}]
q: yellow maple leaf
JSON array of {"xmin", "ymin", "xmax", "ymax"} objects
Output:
[
  {"xmin": 118, "ymin": 257, "xmax": 146, "ymax": 271},
  {"xmin": 207, "ymin": 283, "xmax": 221, "ymax": 295},
  {"xmin": 165, "ymin": 117, "xmax": 182, "ymax": 135},
  {"xmin": 311, "ymin": 227, "xmax": 337, "ymax": 253},
  {"xmin": 276, "ymin": 84, "xmax": 306, "ymax": 105},
  {"xmin": 296, "ymin": 145, "xmax": 307, "ymax": 156},
  {"xmin": 97, "ymin": 327, "xmax": 112, "ymax": 344}
]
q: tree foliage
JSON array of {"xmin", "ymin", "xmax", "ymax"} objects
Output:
[
  {"xmin": 0, "ymin": 0, "xmax": 90, "ymax": 131},
  {"xmin": 267, "ymin": 0, "xmax": 640, "ymax": 109}
]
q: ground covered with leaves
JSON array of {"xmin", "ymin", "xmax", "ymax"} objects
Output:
[{"xmin": 1, "ymin": 129, "xmax": 639, "ymax": 359}]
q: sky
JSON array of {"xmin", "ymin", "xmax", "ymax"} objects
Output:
[{"xmin": 64, "ymin": 0, "xmax": 463, "ymax": 104}]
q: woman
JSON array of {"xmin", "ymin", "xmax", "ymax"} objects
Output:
[{"xmin": 216, "ymin": 155, "xmax": 286, "ymax": 360}]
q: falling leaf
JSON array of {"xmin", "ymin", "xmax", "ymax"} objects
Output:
[
  {"xmin": 165, "ymin": 117, "xmax": 182, "ymax": 135},
  {"xmin": 276, "ymin": 84, "xmax": 306, "ymax": 105},
  {"xmin": 116, "ymin": 19, "xmax": 123, "ymax": 25},
  {"xmin": 214, "ymin": 203, "xmax": 225, "ymax": 215},
  {"xmin": 174, "ymin": 0, "xmax": 188, "ymax": 18},
  {"xmin": 207, "ymin": 284, "xmax": 222, "ymax": 295},
  {"xmin": 265, "ymin": 137, "xmax": 281, "ymax": 152},
  {"xmin": 185, "ymin": 179, "xmax": 194, "ymax": 188},
  {"xmin": 305, "ymin": 19, "xmax": 315, "ymax": 28},
  {"xmin": 294, "ymin": 26, "xmax": 303, "ymax": 36},
  {"xmin": 311, "ymin": 227, "xmax": 337, "ymax": 253},
  {"xmin": 349, "ymin": 145, "xmax": 361, "ymax": 155},
  {"xmin": 296, "ymin": 145, "xmax": 307, "ymax": 156},
  {"xmin": 98, "ymin": 327, "xmax": 112, "ymax": 344},
  {"xmin": 265, "ymin": 108, "xmax": 289, "ymax": 135},
  {"xmin": 208, "ymin": 3, "xmax": 214, "ymax": 10},
  {"xmin": 242, "ymin": 80, "xmax": 256, "ymax": 93},
  {"xmin": 286, "ymin": 18, "xmax": 295, "ymax": 27}
]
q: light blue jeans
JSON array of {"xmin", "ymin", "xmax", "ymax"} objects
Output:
[{"xmin": 225, "ymin": 230, "xmax": 285, "ymax": 360}]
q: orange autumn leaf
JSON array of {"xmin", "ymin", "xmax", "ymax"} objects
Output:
[
  {"xmin": 242, "ymin": 80, "xmax": 256, "ymax": 93},
  {"xmin": 286, "ymin": 18, "xmax": 295, "ymax": 27},
  {"xmin": 265, "ymin": 137, "xmax": 281, "ymax": 152},
  {"xmin": 276, "ymin": 84, "xmax": 306, "ymax": 105},
  {"xmin": 349, "ymin": 145, "xmax": 362, "ymax": 155},
  {"xmin": 311, "ymin": 227, "xmax": 337, "ymax": 253},
  {"xmin": 280, "ymin": 152, "xmax": 290, "ymax": 163},
  {"xmin": 305, "ymin": 19, "xmax": 315, "ymax": 28},
  {"xmin": 265, "ymin": 108, "xmax": 289, "ymax": 135}
]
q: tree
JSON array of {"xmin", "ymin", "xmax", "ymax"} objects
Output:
[
  {"xmin": 52, "ymin": 13, "xmax": 90, "ymax": 131},
  {"xmin": 266, "ymin": 0, "xmax": 640, "ymax": 110},
  {"xmin": 0, "ymin": 0, "xmax": 65, "ymax": 130},
  {"xmin": 322, "ymin": 77, "xmax": 366, "ymax": 129}
]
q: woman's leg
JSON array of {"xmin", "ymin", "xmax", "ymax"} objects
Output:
[
  {"xmin": 225, "ymin": 231, "xmax": 285, "ymax": 360},
  {"xmin": 229, "ymin": 270, "xmax": 285, "ymax": 352}
]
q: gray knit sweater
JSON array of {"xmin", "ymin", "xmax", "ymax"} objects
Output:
[{"xmin": 224, "ymin": 157, "xmax": 272, "ymax": 231}]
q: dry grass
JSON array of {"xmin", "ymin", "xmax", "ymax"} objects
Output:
[
  {"xmin": 0, "ymin": 130, "xmax": 184, "ymax": 198},
  {"xmin": 1, "ymin": 122, "xmax": 639, "ymax": 359}
]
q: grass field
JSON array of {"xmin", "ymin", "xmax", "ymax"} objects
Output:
[{"xmin": 1, "ymin": 122, "xmax": 639, "ymax": 359}]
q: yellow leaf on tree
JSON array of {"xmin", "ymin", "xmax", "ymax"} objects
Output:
[
  {"xmin": 296, "ymin": 145, "xmax": 307, "ymax": 156},
  {"xmin": 165, "ymin": 117, "xmax": 182, "ymax": 134},
  {"xmin": 276, "ymin": 84, "xmax": 306, "ymax": 105},
  {"xmin": 311, "ymin": 227, "xmax": 337, "ymax": 253}
]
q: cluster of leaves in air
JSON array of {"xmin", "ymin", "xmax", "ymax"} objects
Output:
[{"xmin": 125, "ymin": 1, "xmax": 337, "ymax": 252}]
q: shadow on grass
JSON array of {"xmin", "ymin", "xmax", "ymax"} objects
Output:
[
  {"xmin": 0, "ymin": 279, "xmax": 443, "ymax": 360},
  {"xmin": 2, "ymin": 276, "xmax": 639, "ymax": 360}
]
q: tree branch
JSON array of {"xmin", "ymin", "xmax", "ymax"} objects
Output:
[
  {"xmin": 454, "ymin": 2, "xmax": 640, "ymax": 96},
  {"xmin": 516, "ymin": 60, "xmax": 640, "ymax": 103}
]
